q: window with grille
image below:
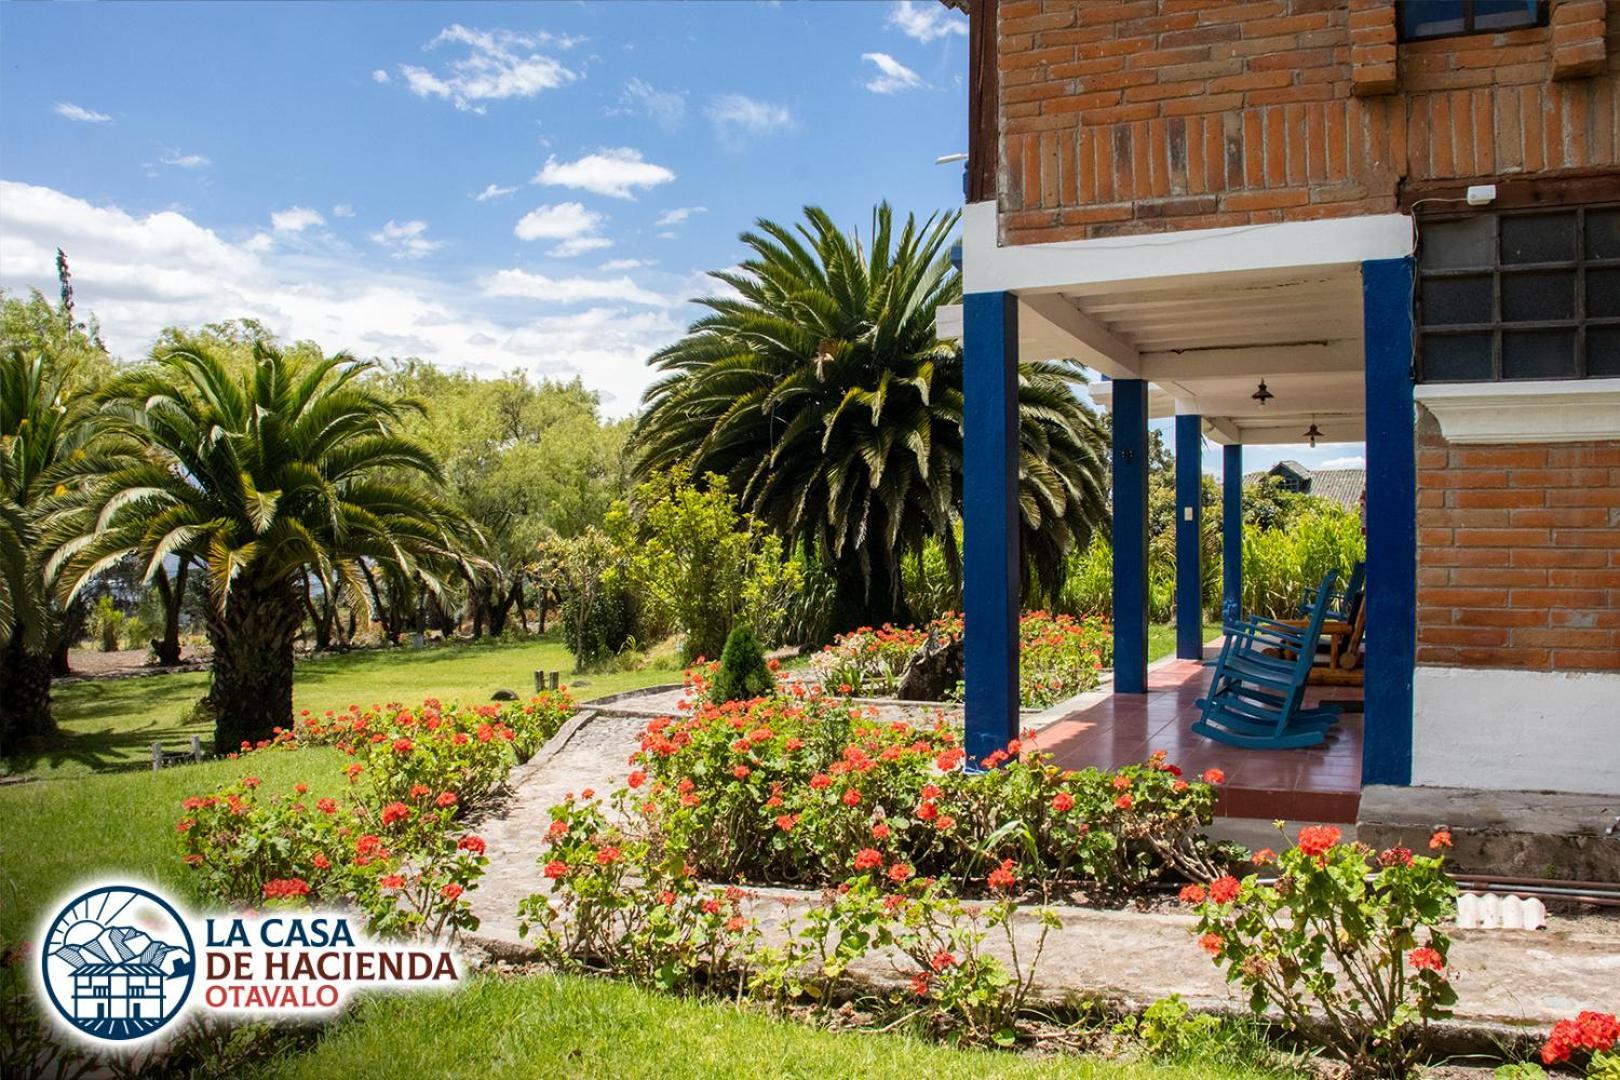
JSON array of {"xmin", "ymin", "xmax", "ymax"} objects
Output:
[
  {"xmin": 1415, "ymin": 205, "xmax": 1620, "ymax": 382},
  {"xmin": 1397, "ymin": 0, "xmax": 1547, "ymax": 42}
]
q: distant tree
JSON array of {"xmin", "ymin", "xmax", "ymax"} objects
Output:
[
  {"xmin": 633, "ymin": 203, "xmax": 1108, "ymax": 633},
  {"xmin": 54, "ymin": 339, "xmax": 469, "ymax": 751},
  {"xmin": 383, "ymin": 363, "xmax": 629, "ymax": 638}
]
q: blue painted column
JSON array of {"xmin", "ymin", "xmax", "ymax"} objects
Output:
[
  {"xmin": 1174, "ymin": 413, "xmax": 1204, "ymax": 660},
  {"xmin": 962, "ymin": 291, "xmax": 1020, "ymax": 765},
  {"xmin": 1362, "ymin": 257, "xmax": 1416, "ymax": 786},
  {"xmin": 1111, "ymin": 380, "xmax": 1150, "ymax": 694},
  {"xmin": 1222, "ymin": 443, "xmax": 1243, "ymax": 624}
]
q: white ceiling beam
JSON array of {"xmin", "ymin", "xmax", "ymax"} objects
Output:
[
  {"xmin": 1137, "ymin": 341, "xmax": 1363, "ymax": 381},
  {"xmin": 1203, "ymin": 417, "xmax": 1242, "ymax": 444},
  {"xmin": 1018, "ymin": 293, "xmax": 1140, "ymax": 379}
]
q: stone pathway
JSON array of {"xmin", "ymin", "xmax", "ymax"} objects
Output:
[{"xmin": 463, "ymin": 693, "xmax": 1620, "ymax": 1038}]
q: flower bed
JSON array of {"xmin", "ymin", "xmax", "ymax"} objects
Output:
[
  {"xmin": 177, "ymin": 692, "xmax": 575, "ymax": 940},
  {"xmin": 804, "ymin": 611, "xmax": 1111, "ymax": 709}
]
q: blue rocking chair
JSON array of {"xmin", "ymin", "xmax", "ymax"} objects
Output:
[{"xmin": 1191, "ymin": 571, "xmax": 1343, "ymax": 749}]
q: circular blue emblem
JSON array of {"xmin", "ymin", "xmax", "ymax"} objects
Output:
[{"xmin": 39, "ymin": 884, "xmax": 195, "ymax": 1042}]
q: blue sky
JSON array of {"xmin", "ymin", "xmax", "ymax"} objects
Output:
[{"xmin": 0, "ymin": 0, "xmax": 1360, "ymax": 476}]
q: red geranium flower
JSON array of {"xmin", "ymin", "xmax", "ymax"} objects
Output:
[
  {"xmin": 1202, "ymin": 768, "xmax": 1225, "ymax": 785},
  {"xmin": 436, "ymin": 791, "xmax": 458, "ymax": 808},
  {"xmin": 1297, "ymin": 824, "xmax": 1342, "ymax": 857},
  {"xmin": 1408, "ymin": 946, "xmax": 1445, "ymax": 973},
  {"xmin": 809, "ymin": 773, "xmax": 832, "ymax": 790},
  {"xmin": 1114, "ymin": 794, "xmax": 1133, "ymax": 810},
  {"xmin": 871, "ymin": 822, "xmax": 891, "ymax": 840},
  {"xmin": 263, "ymin": 878, "xmax": 311, "ymax": 899},
  {"xmin": 627, "ymin": 770, "xmax": 646, "ymax": 789},
  {"xmin": 1429, "ymin": 828, "xmax": 1452, "ymax": 850},
  {"xmin": 987, "ymin": 859, "xmax": 1017, "ymax": 892},
  {"xmin": 888, "ymin": 862, "xmax": 913, "ymax": 883},
  {"xmin": 1209, "ymin": 875, "xmax": 1240, "ymax": 904},
  {"xmin": 380, "ymin": 802, "xmax": 411, "ymax": 826},
  {"xmin": 842, "ymin": 788, "xmax": 861, "ymax": 807},
  {"xmin": 441, "ymin": 883, "xmax": 464, "ymax": 900},
  {"xmin": 1199, "ymin": 932, "xmax": 1224, "ymax": 957},
  {"xmin": 457, "ymin": 835, "xmax": 486, "ymax": 855},
  {"xmin": 853, "ymin": 848, "xmax": 884, "ymax": 871},
  {"xmin": 1051, "ymin": 791, "xmax": 1074, "ymax": 812},
  {"xmin": 929, "ymin": 951, "xmax": 956, "ymax": 972},
  {"xmin": 392, "ymin": 738, "xmax": 413, "ymax": 754},
  {"xmin": 1178, "ymin": 883, "xmax": 1207, "ymax": 904},
  {"xmin": 543, "ymin": 860, "xmax": 568, "ymax": 880},
  {"xmin": 380, "ymin": 874, "xmax": 406, "ymax": 889}
]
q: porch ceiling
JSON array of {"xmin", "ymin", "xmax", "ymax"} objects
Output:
[{"xmin": 1019, "ymin": 263, "xmax": 1368, "ymax": 445}]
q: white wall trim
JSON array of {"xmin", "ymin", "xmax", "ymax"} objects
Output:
[
  {"xmin": 1412, "ymin": 666, "xmax": 1620, "ymax": 795},
  {"xmin": 1413, "ymin": 379, "xmax": 1620, "ymax": 444},
  {"xmin": 960, "ymin": 200, "xmax": 1413, "ymax": 296}
]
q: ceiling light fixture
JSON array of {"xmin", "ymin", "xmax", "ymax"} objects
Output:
[
  {"xmin": 1251, "ymin": 379, "xmax": 1273, "ymax": 408},
  {"xmin": 1303, "ymin": 418, "xmax": 1324, "ymax": 448}
]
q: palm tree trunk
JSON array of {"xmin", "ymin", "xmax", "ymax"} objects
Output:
[
  {"xmin": 0, "ymin": 630, "xmax": 55, "ymax": 753},
  {"xmin": 828, "ymin": 553, "xmax": 908, "ymax": 636},
  {"xmin": 205, "ymin": 576, "xmax": 304, "ymax": 753},
  {"xmin": 153, "ymin": 560, "xmax": 190, "ymax": 665}
]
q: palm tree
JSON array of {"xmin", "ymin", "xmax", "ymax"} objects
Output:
[
  {"xmin": 0, "ymin": 294, "xmax": 107, "ymax": 754},
  {"xmin": 632, "ymin": 203, "xmax": 1108, "ymax": 631},
  {"xmin": 53, "ymin": 340, "xmax": 470, "ymax": 752}
]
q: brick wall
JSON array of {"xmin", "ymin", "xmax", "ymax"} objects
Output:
[
  {"xmin": 997, "ymin": 0, "xmax": 1620, "ymax": 243},
  {"xmin": 1415, "ymin": 407, "xmax": 1620, "ymax": 673}
]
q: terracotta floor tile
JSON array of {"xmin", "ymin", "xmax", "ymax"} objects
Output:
[{"xmin": 1039, "ymin": 658, "xmax": 1363, "ymax": 821}]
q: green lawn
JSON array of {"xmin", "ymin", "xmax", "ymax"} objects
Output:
[
  {"xmin": 257, "ymin": 974, "xmax": 1291, "ymax": 1080},
  {"xmin": 7, "ymin": 637, "xmax": 683, "ymax": 779},
  {"xmin": 1147, "ymin": 623, "xmax": 1222, "ymax": 664},
  {"xmin": 0, "ymin": 748, "xmax": 344, "ymax": 942}
]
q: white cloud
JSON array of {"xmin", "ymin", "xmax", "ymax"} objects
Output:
[
  {"xmin": 0, "ymin": 179, "xmax": 682, "ymax": 411},
  {"xmin": 54, "ymin": 102, "xmax": 111, "ymax": 123},
  {"xmin": 548, "ymin": 236, "xmax": 614, "ymax": 258},
  {"xmin": 888, "ymin": 0, "xmax": 966, "ymax": 43},
  {"xmin": 159, "ymin": 150, "xmax": 211, "ymax": 169},
  {"xmin": 369, "ymin": 218, "xmax": 445, "ymax": 258},
  {"xmin": 371, "ymin": 69, "xmax": 390, "ymax": 84},
  {"xmin": 395, "ymin": 24, "xmax": 579, "ymax": 112},
  {"xmin": 271, "ymin": 206, "xmax": 325, "ymax": 233},
  {"xmin": 862, "ymin": 52, "xmax": 927, "ymax": 94},
  {"xmin": 1320, "ymin": 455, "xmax": 1367, "ymax": 470},
  {"xmin": 654, "ymin": 206, "xmax": 706, "ymax": 228},
  {"xmin": 600, "ymin": 258, "xmax": 651, "ymax": 271},
  {"xmin": 478, "ymin": 268, "xmax": 669, "ymax": 306},
  {"xmin": 613, "ymin": 78, "xmax": 686, "ymax": 130},
  {"xmin": 513, "ymin": 202, "xmax": 604, "ymax": 242},
  {"xmin": 533, "ymin": 147, "xmax": 675, "ymax": 200},
  {"xmin": 705, "ymin": 94, "xmax": 793, "ymax": 149},
  {"xmin": 474, "ymin": 183, "xmax": 519, "ymax": 202},
  {"xmin": 332, "ymin": 203, "xmax": 355, "ymax": 218}
]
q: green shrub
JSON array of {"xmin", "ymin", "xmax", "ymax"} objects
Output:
[
  {"xmin": 90, "ymin": 594, "xmax": 127, "ymax": 652},
  {"xmin": 711, "ymin": 624, "xmax": 772, "ymax": 703}
]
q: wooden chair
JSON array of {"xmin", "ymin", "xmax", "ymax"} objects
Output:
[{"xmin": 1192, "ymin": 572, "xmax": 1343, "ymax": 750}]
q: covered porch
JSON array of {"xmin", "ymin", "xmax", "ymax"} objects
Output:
[
  {"xmin": 1034, "ymin": 648, "xmax": 1365, "ymax": 823},
  {"xmin": 957, "ymin": 207, "xmax": 1416, "ymax": 804}
]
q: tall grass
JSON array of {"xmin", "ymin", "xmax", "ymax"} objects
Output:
[
  {"xmin": 1241, "ymin": 507, "xmax": 1365, "ymax": 618},
  {"xmin": 1057, "ymin": 509, "xmax": 1363, "ymax": 623}
]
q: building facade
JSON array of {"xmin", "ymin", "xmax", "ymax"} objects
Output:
[{"xmin": 956, "ymin": 0, "xmax": 1620, "ymax": 794}]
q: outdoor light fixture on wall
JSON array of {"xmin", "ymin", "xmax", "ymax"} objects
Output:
[
  {"xmin": 1303, "ymin": 419, "xmax": 1323, "ymax": 448},
  {"xmin": 1251, "ymin": 379, "xmax": 1273, "ymax": 408}
]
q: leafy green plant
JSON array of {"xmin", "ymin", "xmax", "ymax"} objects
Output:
[
  {"xmin": 711, "ymin": 624, "xmax": 771, "ymax": 703},
  {"xmin": 1186, "ymin": 825, "xmax": 1457, "ymax": 1077},
  {"xmin": 91, "ymin": 593, "xmax": 127, "ymax": 652},
  {"xmin": 1115, "ymin": 994, "xmax": 1222, "ymax": 1060},
  {"xmin": 1241, "ymin": 507, "xmax": 1364, "ymax": 619}
]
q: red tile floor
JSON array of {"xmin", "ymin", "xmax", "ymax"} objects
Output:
[{"xmin": 1033, "ymin": 649, "xmax": 1364, "ymax": 824}]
